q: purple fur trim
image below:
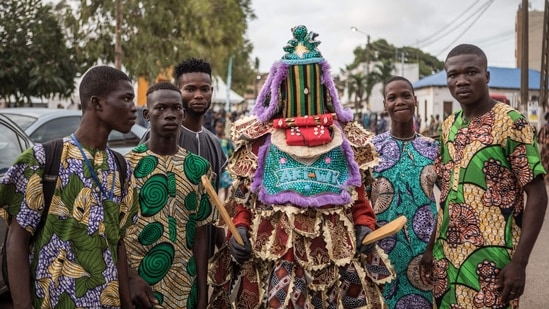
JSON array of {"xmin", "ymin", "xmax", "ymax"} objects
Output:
[
  {"xmin": 320, "ymin": 61, "xmax": 353, "ymax": 123},
  {"xmin": 341, "ymin": 138, "xmax": 362, "ymax": 186},
  {"xmin": 251, "ymin": 136, "xmax": 272, "ymax": 192},
  {"xmin": 258, "ymin": 189, "xmax": 352, "ymax": 208},
  {"xmin": 256, "ymin": 62, "xmax": 290, "ymax": 123},
  {"xmin": 253, "ymin": 62, "xmax": 279, "ymax": 118}
]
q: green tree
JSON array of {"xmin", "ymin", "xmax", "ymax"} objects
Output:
[
  {"xmin": 374, "ymin": 59, "xmax": 396, "ymax": 95},
  {"xmin": 348, "ymin": 39, "xmax": 443, "ymax": 79},
  {"xmin": 0, "ymin": 0, "xmax": 78, "ymax": 106},
  {"xmin": 56, "ymin": 0, "xmax": 255, "ymax": 92},
  {"xmin": 347, "ymin": 72, "xmax": 366, "ymax": 114}
]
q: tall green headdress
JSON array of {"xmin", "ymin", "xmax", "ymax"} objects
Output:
[{"xmin": 253, "ymin": 25, "xmax": 353, "ymax": 123}]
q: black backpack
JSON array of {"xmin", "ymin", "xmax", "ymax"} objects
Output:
[{"xmin": 0, "ymin": 138, "xmax": 127, "ymax": 289}]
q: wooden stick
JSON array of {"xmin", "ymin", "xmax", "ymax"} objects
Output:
[
  {"xmin": 362, "ymin": 216, "xmax": 407, "ymax": 245},
  {"xmin": 201, "ymin": 175, "xmax": 244, "ymax": 246}
]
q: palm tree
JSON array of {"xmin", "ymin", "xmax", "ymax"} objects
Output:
[
  {"xmin": 374, "ymin": 59, "xmax": 396, "ymax": 96},
  {"xmin": 348, "ymin": 72, "xmax": 366, "ymax": 118},
  {"xmin": 363, "ymin": 73, "xmax": 378, "ymax": 112}
]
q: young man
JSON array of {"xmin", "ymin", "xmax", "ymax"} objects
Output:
[
  {"xmin": 0, "ymin": 66, "xmax": 138, "ymax": 308},
  {"xmin": 125, "ymin": 82, "xmax": 215, "ymax": 309},
  {"xmin": 370, "ymin": 76, "xmax": 438, "ymax": 309},
  {"xmin": 174, "ymin": 58, "xmax": 226, "ymax": 251},
  {"xmin": 421, "ymin": 44, "xmax": 547, "ymax": 308},
  {"xmin": 141, "ymin": 58, "xmax": 226, "ymax": 191},
  {"xmin": 140, "ymin": 58, "xmax": 226, "ymax": 253}
]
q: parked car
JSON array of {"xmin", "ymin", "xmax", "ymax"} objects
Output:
[
  {"xmin": 0, "ymin": 108, "xmax": 146, "ymax": 154},
  {"xmin": 0, "ymin": 114, "xmax": 34, "ymax": 295}
]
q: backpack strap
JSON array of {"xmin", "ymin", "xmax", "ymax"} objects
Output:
[
  {"xmin": 111, "ymin": 150, "xmax": 127, "ymax": 191},
  {"xmin": 37, "ymin": 138, "xmax": 64, "ymax": 232}
]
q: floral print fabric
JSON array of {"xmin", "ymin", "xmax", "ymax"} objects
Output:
[
  {"xmin": 0, "ymin": 137, "xmax": 138, "ymax": 308},
  {"xmin": 371, "ymin": 132, "xmax": 438, "ymax": 309},
  {"xmin": 433, "ymin": 103, "xmax": 545, "ymax": 308}
]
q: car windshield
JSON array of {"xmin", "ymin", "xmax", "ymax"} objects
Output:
[{"xmin": 1, "ymin": 113, "xmax": 38, "ymax": 131}]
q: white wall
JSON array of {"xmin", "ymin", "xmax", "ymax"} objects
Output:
[
  {"xmin": 415, "ymin": 86, "xmax": 542, "ymax": 132},
  {"xmin": 341, "ymin": 62, "xmax": 420, "ymax": 116},
  {"xmin": 415, "ymin": 86, "xmax": 456, "ymax": 132}
]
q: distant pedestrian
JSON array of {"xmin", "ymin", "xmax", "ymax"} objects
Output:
[
  {"xmin": 362, "ymin": 111, "xmax": 371, "ymax": 130},
  {"xmin": 213, "ymin": 118, "xmax": 234, "ymax": 202},
  {"xmin": 376, "ymin": 112, "xmax": 388, "ymax": 134}
]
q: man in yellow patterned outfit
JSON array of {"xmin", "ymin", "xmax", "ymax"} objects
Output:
[{"xmin": 125, "ymin": 82, "xmax": 216, "ymax": 309}]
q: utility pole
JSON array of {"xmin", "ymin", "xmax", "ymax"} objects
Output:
[
  {"xmin": 351, "ymin": 27, "xmax": 370, "ymax": 74},
  {"xmin": 366, "ymin": 34, "xmax": 371, "ymax": 75},
  {"xmin": 114, "ymin": 0, "xmax": 122, "ymax": 70},
  {"xmin": 540, "ymin": 0, "xmax": 549, "ymax": 119},
  {"xmin": 400, "ymin": 50, "xmax": 405, "ymax": 75},
  {"xmin": 521, "ymin": 0, "xmax": 529, "ymax": 113},
  {"xmin": 225, "ymin": 56, "xmax": 233, "ymax": 113}
]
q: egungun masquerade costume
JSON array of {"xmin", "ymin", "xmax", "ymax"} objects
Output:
[{"xmin": 208, "ymin": 25, "xmax": 395, "ymax": 309}]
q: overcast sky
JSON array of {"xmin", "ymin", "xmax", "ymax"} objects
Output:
[{"xmin": 246, "ymin": 0, "xmax": 546, "ymax": 73}]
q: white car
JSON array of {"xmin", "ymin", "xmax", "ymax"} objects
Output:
[
  {"xmin": 0, "ymin": 108, "xmax": 146, "ymax": 154},
  {"xmin": 0, "ymin": 114, "xmax": 34, "ymax": 295}
]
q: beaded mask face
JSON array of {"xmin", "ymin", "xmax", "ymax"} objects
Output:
[{"xmin": 253, "ymin": 25, "xmax": 353, "ymax": 124}]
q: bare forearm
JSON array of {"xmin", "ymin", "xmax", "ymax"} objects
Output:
[
  {"xmin": 513, "ymin": 177, "xmax": 547, "ymax": 266},
  {"xmin": 193, "ymin": 225, "xmax": 209, "ymax": 309},
  {"xmin": 116, "ymin": 240, "xmax": 132, "ymax": 309},
  {"xmin": 7, "ymin": 221, "xmax": 33, "ymax": 308},
  {"xmin": 425, "ymin": 214, "xmax": 437, "ymax": 253}
]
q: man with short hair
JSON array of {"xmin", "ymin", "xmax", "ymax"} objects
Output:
[
  {"xmin": 421, "ymin": 43, "xmax": 547, "ymax": 308},
  {"xmin": 0, "ymin": 65, "xmax": 138, "ymax": 308},
  {"xmin": 126, "ymin": 82, "xmax": 215, "ymax": 309}
]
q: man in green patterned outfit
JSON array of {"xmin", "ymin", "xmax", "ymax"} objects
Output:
[
  {"xmin": 421, "ymin": 44, "xmax": 547, "ymax": 308},
  {"xmin": 125, "ymin": 82, "xmax": 216, "ymax": 309}
]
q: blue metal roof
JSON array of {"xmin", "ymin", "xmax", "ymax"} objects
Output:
[{"xmin": 413, "ymin": 66, "xmax": 544, "ymax": 90}]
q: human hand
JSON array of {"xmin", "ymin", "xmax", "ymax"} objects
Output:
[
  {"xmin": 229, "ymin": 226, "xmax": 252, "ymax": 264},
  {"xmin": 419, "ymin": 249, "xmax": 434, "ymax": 286},
  {"xmin": 355, "ymin": 225, "xmax": 375, "ymax": 254},
  {"xmin": 129, "ymin": 274, "xmax": 158, "ymax": 308},
  {"xmin": 496, "ymin": 260, "xmax": 526, "ymax": 304}
]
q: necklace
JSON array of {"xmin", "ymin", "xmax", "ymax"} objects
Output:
[
  {"xmin": 71, "ymin": 134, "xmax": 116, "ymax": 201},
  {"xmin": 389, "ymin": 132, "xmax": 416, "ymax": 141}
]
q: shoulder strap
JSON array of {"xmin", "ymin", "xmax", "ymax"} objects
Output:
[
  {"xmin": 38, "ymin": 138, "xmax": 64, "ymax": 231},
  {"xmin": 111, "ymin": 150, "xmax": 127, "ymax": 190}
]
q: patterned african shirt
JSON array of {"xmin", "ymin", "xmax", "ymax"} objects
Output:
[
  {"xmin": 124, "ymin": 144, "xmax": 216, "ymax": 309},
  {"xmin": 433, "ymin": 103, "xmax": 545, "ymax": 308},
  {"xmin": 0, "ymin": 137, "xmax": 138, "ymax": 308},
  {"xmin": 371, "ymin": 132, "xmax": 438, "ymax": 309}
]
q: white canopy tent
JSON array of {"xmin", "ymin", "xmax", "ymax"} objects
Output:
[{"xmin": 211, "ymin": 76, "xmax": 245, "ymax": 112}]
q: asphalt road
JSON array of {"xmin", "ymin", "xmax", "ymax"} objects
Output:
[{"xmin": 1, "ymin": 192, "xmax": 548, "ymax": 308}]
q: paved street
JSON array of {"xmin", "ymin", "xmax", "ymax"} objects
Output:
[{"xmin": 518, "ymin": 198, "xmax": 549, "ymax": 308}]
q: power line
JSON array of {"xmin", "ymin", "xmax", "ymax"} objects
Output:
[
  {"xmin": 435, "ymin": 0, "xmax": 495, "ymax": 57},
  {"xmin": 413, "ymin": 0, "xmax": 481, "ymax": 48},
  {"xmin": 473, "ymin": 23, "xmax": 544, "ymax": 47}
]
